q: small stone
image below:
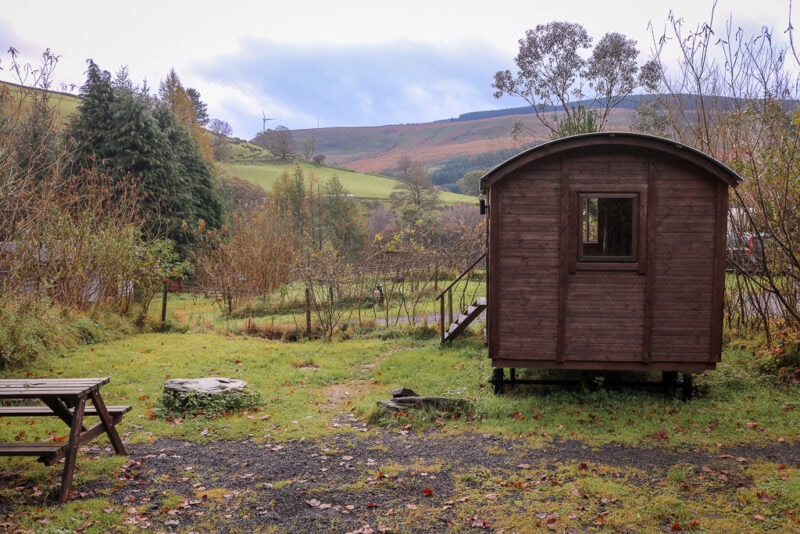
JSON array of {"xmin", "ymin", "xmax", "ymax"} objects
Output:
[
  {"xmin": 378, "ymin": 396, "xmax": 472, "ymax": 413},
  {"xmin": 392, "ymin": 387, "xmax": 419, "ymax": 398}
]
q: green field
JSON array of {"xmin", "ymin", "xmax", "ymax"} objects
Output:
[
  {"xmin": 221, "ymin": 160, "xmax": 476, "ymax": 204},
  {"xmin": 0, "ymin": 81, "xmax": 80, "ymax": 124}
]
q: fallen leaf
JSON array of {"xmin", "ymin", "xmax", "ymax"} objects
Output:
[
  {"xmin": 306, "ymin": 499, "xmax": 326, "ymax": 509},
  {"xmin": 653, "ymin": 429, "xmax": 669, "ymax": 441},
  {"xmin": 757, "ymin": 491, "xmax": 773, "ymax": 503},
  {"xmin": 422, "ymin": 487, "xmax": 433, "ymax": 496},
  {"xmin": 470, "ymin": 515, "xmax": 491, "ymax": 528}
]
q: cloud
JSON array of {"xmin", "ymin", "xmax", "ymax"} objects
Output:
[
  {"xmin": 193, "ymin": 39, "xmax": 517, "ymax": 138},
  {"xmin": 6, "ymin": 0, "xmax": 792, "ymax": 141}
]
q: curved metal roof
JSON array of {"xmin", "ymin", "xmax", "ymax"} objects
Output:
[{"xmin": 480, "ymin": 132, "xmax": 742, "ymax": 192}]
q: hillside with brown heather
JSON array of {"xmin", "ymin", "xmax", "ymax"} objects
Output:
[{"xmin": 292, "ymin": 108, "xmax": 637, "ymax": 174}]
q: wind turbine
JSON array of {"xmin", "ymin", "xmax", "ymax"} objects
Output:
[{"xmin": 261, "ymin": 107, "xmax": 275, "ymax": 134}]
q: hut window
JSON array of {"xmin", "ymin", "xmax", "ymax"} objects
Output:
[{"xmin": 579, "ymin": 194, "xmax": 637, "ymax": 262}]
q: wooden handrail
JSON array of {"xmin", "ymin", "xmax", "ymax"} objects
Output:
[
  {"xmin": 435, "ymin": 252, "xmax": 487, "ymax": 302},
  {"xmin": 436, "ymin": 252, "xmax": 487, "ymax": 342}
]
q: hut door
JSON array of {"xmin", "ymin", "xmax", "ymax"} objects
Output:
[{"xmin": 561, "ymin": 186, "xmax": 648, "ymax": 364}]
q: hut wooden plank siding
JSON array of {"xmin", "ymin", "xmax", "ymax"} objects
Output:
[{"xmin": 480, "ymin": 132, "xmax": 740, "ymax": 373}]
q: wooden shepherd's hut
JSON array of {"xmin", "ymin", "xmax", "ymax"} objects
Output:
[{"xmin": 479, "ymin": 132, "xmax": 741, "ymax": 394}]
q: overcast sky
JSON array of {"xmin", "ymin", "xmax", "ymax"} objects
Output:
[{"xmin": 0, "ymin": 0, "xmax": 795, "ymax": 139}]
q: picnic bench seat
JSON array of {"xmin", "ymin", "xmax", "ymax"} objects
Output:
[
  {"xmin": 0, "ymin": 442, "xmax": 67, "ymax": 457},
  {"xmin": 0, "ymin": 405, "xmax": 131, "ymax": 465},
  {"xmin": 0, "ymin": 404, "xmax": 131, "ymax": 421}
]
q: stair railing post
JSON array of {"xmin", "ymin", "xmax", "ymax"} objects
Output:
[
  {"xmin": 447, "ymin": 289, "xmax": 453, "ymax": 327},
  {"xmin": 439, "ymin": 294, "xmax": 445, "ymax": 343}
]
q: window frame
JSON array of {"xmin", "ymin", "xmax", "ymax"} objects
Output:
[{"xmin": 569, "ymin": 185, "xmax": 648, "ymax": 273}]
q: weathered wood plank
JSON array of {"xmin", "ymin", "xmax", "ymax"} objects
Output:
[
  {"xmin": 563, "ymin": 349, "xmax": 646, "ymax": 362},
  {"xmin": 0, "ymin": 442, "xmax": 66, "ymax": 457},
  {"xmin": 0, "ymin": 405, "xmax": 131, "ymax": 417},
  {"xmin": 0, "ymin": 378, "xmax": 109, "ymax": 399}
]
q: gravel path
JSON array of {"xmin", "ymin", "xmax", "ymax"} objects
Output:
[{"xmin": 46, "ymin": 431, "xmax": 798, "ymax": 533}]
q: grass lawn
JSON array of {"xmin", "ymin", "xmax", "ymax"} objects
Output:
[
  {"xmin": 164, "ymin": 281, "xmax": 487, "ymax": 337},
  {"xmin": 0, "ymin": 302, "xmax": 799, "ymax": 531}
]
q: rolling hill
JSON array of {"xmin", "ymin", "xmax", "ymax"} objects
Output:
[{"xmin": 286, "ymin": 107, "xmax": 640, "ymax": 177}]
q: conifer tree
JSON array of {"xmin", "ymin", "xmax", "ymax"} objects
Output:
[
  {"xmin": 67, "ymin": 60, "xmax": 116, "ymax": 171},
  {"xmin": 153, "ymin": 103, "xmax": 223, "ymax": 232},
  {"xmin": 158, "ymin": 69, "xmax": 215, "ymax": 162},
  {"xmin": 108, "ymin": 92, "xmax": 192, "ymax": 242},
  {"xmin": 186, "ymin": 88, "xmax": 209, "ymax": 126},
  {"xmin": 66, "ymin": 61, "xmax": 214, "ymax": 249}
]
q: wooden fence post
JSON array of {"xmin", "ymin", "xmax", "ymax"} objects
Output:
[
  {"xmin": 161, "ymin": 282, "xmax": 168, "ymax": 324},
  {"xmin": 305, "ymin": 287, "xmax": 312, "ymax": 336}
]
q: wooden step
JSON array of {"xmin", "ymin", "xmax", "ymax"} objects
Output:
[
  {"xmin": 441, "ymin": 295, "xmax": 487, "ymax": 342},
  {"xmin": 443, "ymin": 298, "xmax": 487, "ymax": 342}
]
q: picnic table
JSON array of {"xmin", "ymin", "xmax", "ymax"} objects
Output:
[{"xmin": 0, "ymin": 377, "xmax": 130, "ymax": 502}]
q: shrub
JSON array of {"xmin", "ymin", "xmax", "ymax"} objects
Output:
[
  {"xmin": 0, "ymin": 294, "xmax": 65, "ymax": 368},
  {"xmin": 156, "ymin": 388, "xmax": 263, "ymax": 418},
  {"xmin": 69, "ymin": 315, "xmax": 110, "ymax": 344},
  {"xmin": 755, "ymin": 321, "xmax": 800, "ymax": 381}
]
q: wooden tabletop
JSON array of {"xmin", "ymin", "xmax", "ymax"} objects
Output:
[{"xmin": 0, "ymin": 378, "xmax": 110, "ymax": 399}]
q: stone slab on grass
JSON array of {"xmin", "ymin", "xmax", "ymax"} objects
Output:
[{"xmin": 164, "ymin": 377, "xmax": 247, "ymax": 394}]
